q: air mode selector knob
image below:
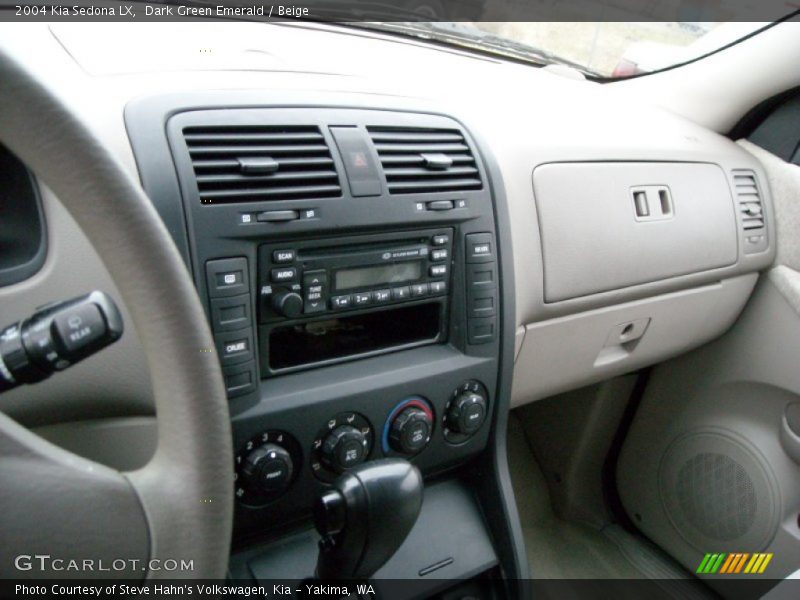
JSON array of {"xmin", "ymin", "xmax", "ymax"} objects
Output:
[
  {"xmin": 321, "ymin": 425, "xmax": 368, "ymax": 472},
  {"xmin": 272, "ymin": 291, "xmax": 303, "ymax": 318},
  {"xmin": 446, "ymin": 392, "xmax": 487, "ymax": 436},
  {"xmin": 241, "ymin": 443, "xmax": 294, "ymax": 494},
  {"xmin": 389, "ymin": 407, "xmax": 433, "ymax": 455}
]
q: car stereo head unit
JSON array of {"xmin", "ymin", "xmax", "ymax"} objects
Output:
[
  {"xmin": 257, "ymin": 229, "xmax": 454, "ymax": 376},
  {"xmin": 258, "ymin": 229, "xmax": 453, "ymax": 322}
]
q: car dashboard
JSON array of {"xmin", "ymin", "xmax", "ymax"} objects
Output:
[{"xmin": 0, "ymin": 21, "xmax": 777, "ymax": 594}]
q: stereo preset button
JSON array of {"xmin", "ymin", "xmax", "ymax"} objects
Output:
[
  {"xmin": 272, "ymin": 249, "xmax": 296, "ymax": 264},
  {"xmin": 429, "ymin": 265, "xmax": 447, "ymax": 278},
  {"xmin": 391, "ymin": 286, "xmax": 410, "ymax": 301},
  {"xmin": 331, "ymin": 295, "xmax": 352, "ymax": 310},
  {"xmin": 432, "ymin": 235, "xmax": 449, "ymax": 246},
  {"xmin": 411, "ymin": 283, "xmax": 429, "ymax": 297},
  {"xmin": 271, "ymin": 267, "xmax": 297, "ymax": 283},
  {"xmin": 430, "ymin": 281, "xmax": 447, "ymax": 294},
  {"xmin": 373, "ymin": 289, "xmax": 391, "ymax": 303},
  {"xmin": 354, "ymin": 292, "xmax": 372, "ymax": 306},
  {"xmin": 431, "ymin": 249, "xmax": 448, "ymax": 261}
]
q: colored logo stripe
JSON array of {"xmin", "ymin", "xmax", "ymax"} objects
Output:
[
  {"xmin": 697, "ymin": 553, "xmax": 773, "ymax": 575},
  {"xmin": 697, "ymin": 553, "xmax": 726, "ymax": 574}
]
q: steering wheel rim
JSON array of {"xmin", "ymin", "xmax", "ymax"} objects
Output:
[{"xmin": 0, "ymin": 48, "xmax": 233, "ymax": 578}]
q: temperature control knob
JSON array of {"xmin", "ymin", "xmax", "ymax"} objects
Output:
[
  {"xmin": 389, "ymin": 407, "xmax": 433, "ymax": 455},
  {"xmin": 271, "ymin": 290, "xmax": 303, "ymax": 318},
  {"xmin": 321, "ymin": 425, "xmax": 368, "ymax": 472},
  {"xmin": 446, "ymin": 392, "xmax": 487, "ymax": 435},
  {"xmin": 241, "ymin": 444, "xmax": 294, "ymax": 494}
]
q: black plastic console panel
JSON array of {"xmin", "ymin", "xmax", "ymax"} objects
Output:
[
  {"xmin": 230, "ymin": 479, "xmax": 498, "ymax": 595},
  {"xmin": 124, "ymin": 94, "xmax": 523, "ymax": 585}
]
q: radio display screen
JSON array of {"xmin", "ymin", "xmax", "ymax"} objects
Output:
[{"xmin": 336, "ymin": 261, "xmax": 421, "ymax": 291}]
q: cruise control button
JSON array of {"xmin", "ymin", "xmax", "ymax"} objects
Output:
[
  {"xmin": 429, "ymin": 264, "xmax": 447, "ymax": 278},
  {"xmin": 373, "ymin": 289, "xmax": 391, "ymax": 303},
  {"xmin": 272, "ymin": 249, "xmax": 296, "ymax": 264},
  {"xmin": 411, "ymin": 283, "xmax": 429, "ymax": 297},
  {"xmin": 354, "ymin": 292, "xmax": 372, "ymax": 306},
  {"xmin": 331, "ymin": 295, "xmax": 352, "ymax": 309},
  {"xmin": 271, "ymin": 267, "xmax": 297, "ymax": 283},
  {"xmin": 215, "ymin": 329, "xmax": 254, "ymax": 366}
]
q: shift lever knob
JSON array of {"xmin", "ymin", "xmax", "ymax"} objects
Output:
[{"xmin": 313, "ymin": 459, "xmax": 423, "ymax": 579}]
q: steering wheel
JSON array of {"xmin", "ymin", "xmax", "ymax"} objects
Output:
[{"xmin": 0, "ymin": 50, "xmax": 233, "ymax": 577}]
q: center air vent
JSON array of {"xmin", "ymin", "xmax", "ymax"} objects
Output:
[
  {"xmin": 367, "ymin": 127, "xmax": 482, "ymax": 194},
  {"xmin": 732, "ymin": 170, "xmax": 764, "ymax": 230},
  {"xmin": 183, "ymin": 126, "xmax": 341, "ymax": 204}
]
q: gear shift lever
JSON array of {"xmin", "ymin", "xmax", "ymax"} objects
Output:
[{"xmin": 313, "ymin": 459, "xmax": 423, "ymax": 579}]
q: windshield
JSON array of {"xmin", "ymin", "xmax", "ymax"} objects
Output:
[{"xmin": 356, "ymin": 22, "xmax": 771, "ymax": 78}]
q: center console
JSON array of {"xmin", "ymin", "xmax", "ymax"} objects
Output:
[{"xmin": 126, "ymin": 96, "xmax": 524, "ymax": 594}]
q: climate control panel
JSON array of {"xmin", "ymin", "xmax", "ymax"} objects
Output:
[
  {"xmin": 235, "ymin": 430, "xmax": 302, "ymax": 507},
  {"xmin": 311, "ymin": 412, "xmax": 374, "ymax": 482},
  {"xmin": 233, "ymin": 381, "xmax": 490, "ymax": 512},
  {"xmin": 443, "ymin": 380, "xmax": 489, "ymax": 444},
  {"xmin": 382, "ymin": 397, "xmax": 434, "ymax": 456}
]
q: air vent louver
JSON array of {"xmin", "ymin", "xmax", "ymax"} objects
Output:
[
  {"xmin": 183, "ymin": 126, "xmax": 341, "ymax": 204},
  {"xmin": 732, "ymin": 170, "xmax": 764, "ymax": 230},
  {"xmin": 367, "ymin": 127, "xmax": 482, "ymax": 194}
]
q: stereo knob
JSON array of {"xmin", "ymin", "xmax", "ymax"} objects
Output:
[
  {"xmin": 272, "ymin": 290, "xmax": 303, "ymax": 318},
  {"xmin": 446, "ymin": 392, "xmax": 487, "ymax": 436},
  {"xmin": 321, "ymin": 425, "xmax": 368, "ymax": 472},
  {"xmin": 389, "ymin": 407, "xmax": 433, "ymax": 455},
  {"xmin": 241, "ymin": 444, "xmax": 294, "ymax": 494}
]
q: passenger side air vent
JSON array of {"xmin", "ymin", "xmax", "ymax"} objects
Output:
[
  {"xmin": 367, "ymin": 127, "xmax": 482, "ymax": 194},
  {"xmin": 183, "ymin": 126, "xmax": 341, "ymax": 204},
  {"xmin": 732, "ymin": 170, "xmax": 764, "ymax": 230}
]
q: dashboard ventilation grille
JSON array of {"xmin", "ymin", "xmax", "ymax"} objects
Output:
[
  {"xmin": 367, "ymin": 127, "xmax": 482, "ymax": 194},
  {"xmin": 183, "ymin": 126, "xmax": 341, "ymax": 204},
  {"xmin": 732, "ymin": 170, "xmax": 764, "ymax": 230}
]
